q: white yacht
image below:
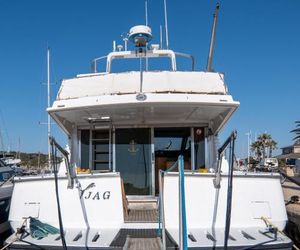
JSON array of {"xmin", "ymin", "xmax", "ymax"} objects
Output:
[
  {"xmin": 5, "ymin": 5, "xmax": 292, "ymax": 250},
  {"xmin": 0, "ymin": 159, "xmax": 14, "ymax": 234}
]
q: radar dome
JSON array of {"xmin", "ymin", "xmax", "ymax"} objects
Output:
[{"xmin": 128, "ymin": 25, "xmax": 152, "ymax": 47}]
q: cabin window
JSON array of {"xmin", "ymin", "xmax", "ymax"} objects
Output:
[
  {"xmin": 80, "ymin": 129, "xmax": 111, "ymax": 171},
  {"xmin": 80, "ymin": 130, "xmax": 90, "ymax": 169}
]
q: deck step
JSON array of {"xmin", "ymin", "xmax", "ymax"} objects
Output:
[
  {"xmin": 125, "ymin": 209, "xmax": 158, "ymax": 222},
  {"xmin": 124, "ymin": 237, "xmax": 162, "ymax": 250}
]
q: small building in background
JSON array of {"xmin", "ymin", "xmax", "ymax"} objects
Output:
[{"xmin": 276, "ymin": 140, "xmax": 300, "ymax": 175}]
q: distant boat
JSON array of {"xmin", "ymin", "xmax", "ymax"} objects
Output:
[
  {"xmin": 0, "ymin": 159, "xmax": 14, "ymax": 234},
  {"xmin": 0, "ymin": 154, "xmax": 23, "ymax": 176}
]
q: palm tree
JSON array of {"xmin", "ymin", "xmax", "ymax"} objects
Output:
[
  {"xmin": 257, "ymin": 133, "xmax": 271, "ymax": 159},
  {"xmin": 291, "ymin": 121, "xmax": 300, "ymax": 142},
  {"xmin": 251, "ymin": 133, "xmax": 277, "ymax": 160},
  {"xmin": 251, "ymin": 140, "xmax": 262, "ymax": 160},
  {"xmin": 267, "ymin": 139, "xmax": 277, "ymax": 157}
]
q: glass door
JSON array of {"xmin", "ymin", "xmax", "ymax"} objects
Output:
[{"xmin": 115, "ymin": 128, "xmax": 152, "ymax": 195}]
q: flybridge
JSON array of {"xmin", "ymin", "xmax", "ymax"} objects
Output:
[{"xmin": 91, "ymin": 25, "xmax": 195, "ymax": 73}]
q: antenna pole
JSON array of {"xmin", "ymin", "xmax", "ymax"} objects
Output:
[
  {"xmin": 113, "ymin": 40, "xmax": 116, "ymax": 52},
  {"xmin": 18, "ymin": 137, "xmax": 20, "ymax": 159},
  {"xmin": 124, "ymin": 38, "xmax": 128, "ymax": 51},
  {"xmin": 159, "ymin": 25, "xmax": 163, "ymax": 49},
  {"xmin": 206, "ymin": 3, "xmax": 220, "ymax": 72},
  {"xmin": 47, "ymin": 47, "xmax": 51, "ymax": 170},
  {"xmin": 145, "ymin": 0, "xmax": 148, "ymax": 26},
  {"xmin": 163, "ymin": 0, "xmax": 169, "ymax": 49},
  {"xmin": 145, "ymin": 0, "xmax": 149, "ymax": 71}
]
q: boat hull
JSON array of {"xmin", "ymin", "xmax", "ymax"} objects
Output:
[{"xmin": 0, "ymin": 183, "xmax": 13, "ymax": 234}]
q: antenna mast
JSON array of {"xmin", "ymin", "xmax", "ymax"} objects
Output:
[
  {"xmin": 145, "ymin": 0, "xmax": 148, "ymax": 26},
  {"xmin": 206, "ymin": 3, "xmax": 220, "ymax": 72},
  {"xmin": 159, "ymin": 25, "xmax": 163, "ymax": 49},
  {"xmin": 47, "ymin": 47, "xmax": 51, "ymax": 170},
  {"xmin": 163, "ymin": 0, "xmax": 169, "ymax": 49},
  {"xmin": 145, "ymin": 0, "xmax": 149, "ymax": 71}
]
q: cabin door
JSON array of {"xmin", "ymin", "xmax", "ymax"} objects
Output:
[{"xmin": 115, "ymin": 128, "xmax": 152, "ymax": 195}]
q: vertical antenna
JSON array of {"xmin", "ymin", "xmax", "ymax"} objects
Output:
[
  {"xmin": 163, "ymin": 0, "xmax": 169, "ymax": 49},
  {"xmin": 121, "ymin": 33, "xmax": 128, "ymax": 51},
  {"xmin": 206, "ymin": 3, "xmax": 220, "ymax": 72},
  {"xmin": 145, "ymin": 0, "xmax": 148, "ymax": 26},
  {"xmin": 159, "ymin": 25, "xmax": 163, "ymax": 49},
  {"xmin": 145, "ymin": 0, "xmax": 149, "ymax": 71},
  {"xmin": 47, "ymin": 47, "xmax": 51, "ymax": 170},
  {"xmin": 113, "ymin": 40, "xmax": 116, "ymax": 52},
  {"xmin": 18, "ymin": 137, "xmax": 21, "ymax": 159}
]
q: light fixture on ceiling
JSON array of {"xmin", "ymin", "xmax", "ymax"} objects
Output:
[{"xmin": 86, "ymin": 116, "xmax": 111, "ymax": 123}]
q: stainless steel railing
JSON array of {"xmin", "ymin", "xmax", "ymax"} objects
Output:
[
  {"xmin": 49, "ymin": 136, "xmax": 75, "ymax": 189},
  {"xmin": 159, "ymin": 155, "xmax": 188, "ymax": 250},
  {"xmin": 212, "ymin": 131, "xmax": 237, "ymax": 249}
]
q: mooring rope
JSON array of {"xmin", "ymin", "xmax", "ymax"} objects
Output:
[{"xmin": 261, "ymin": 216, "xmax": 300, "ymax": 250}]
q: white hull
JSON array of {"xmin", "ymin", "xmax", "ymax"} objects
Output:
[{"xmin": 6, "ymin": 172, "xmax": 292, "ymax": 249}]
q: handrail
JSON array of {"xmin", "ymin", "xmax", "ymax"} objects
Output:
[
  {"xmin": 50, "ymin": 137, "xmax": 68, "ymax": 250},
  {"xmin": 91, "ymin": 56, "xmax": 107, "ymax": 73},
  {"xmin": 178, "ymin": 155, "xmax": 188, "ymax": 250},
  {"xmin": 213, "ymin": 131, "xmax": 237, "ymax": 188},
  {"xmin": 218, "ymin": 131, "xmax": 237, "ymax": 155},
  {"xmin": 105, "ymin": 49, "xmax": 177, "ymax": 73},
  {"xmin": 174, "ymin": 52, "xmax": 195, "ymax": 71},
  {"xmin": 91, "ymin": 50, "xmax": 196, "ymax": 73},
  {"xmin": 219, "ymin": 131, "xmax": 237, "ymax": 249},
  {"xmin": 49, "ymin": 136, "xmax": 74, "ymax": 189},
  {"xmin": 159, "ymin": 155, "xmax": 188, "ymax": 250}
]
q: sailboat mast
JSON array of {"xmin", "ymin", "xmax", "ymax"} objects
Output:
[{"xmin": 47, "ymin": 47, "xmax": 51, "ymax": 169}]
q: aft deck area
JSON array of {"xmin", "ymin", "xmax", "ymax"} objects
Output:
[{"xmin": 5, "ymin": 171, "xmax": 293, "ymax": 250}]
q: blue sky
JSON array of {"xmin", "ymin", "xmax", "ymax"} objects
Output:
[{"xmin": 0, "ymin": 0, "xmax": 299, "ymax": 157}]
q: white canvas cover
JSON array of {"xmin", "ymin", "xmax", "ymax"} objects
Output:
[{"xmin": 57, "ymin": 71, "xmax": 227, "ymax": 100}]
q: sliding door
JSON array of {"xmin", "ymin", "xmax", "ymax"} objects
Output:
[{"xmin": 115, "ymin": 128, "xmax": 152, "ymax": 195}]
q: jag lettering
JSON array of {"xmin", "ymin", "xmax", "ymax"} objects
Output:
[{"xmin": 80, "ymin": 191, "xmax": 111, "ymax": 200}]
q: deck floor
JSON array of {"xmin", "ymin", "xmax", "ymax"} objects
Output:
[
  {"xmin": 109, "ymin": 228, "xmax": 177, "ymax": 249},
  {"xmin": 125, "ymin": 209, "xmax": 158, "ymax": 222},
  {"xmin": 124, "ymin": 237, "xmax": 162, "ymax": 250}
]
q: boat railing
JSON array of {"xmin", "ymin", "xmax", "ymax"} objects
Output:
[
  {"xmin": 91, "ymin": 49, "xmax": 195, "ymax": 73},
  {"xmin": 91, "ymin": 56, "xmax": 107, "ymax": 73},
  {"xmin": 212, "ymin": 131, "xmax": 237, "ymax": 249},
  {"xmin": 159, "ymin": 155, "xmax": 188, "ymax": 250},
  {"xmin": 49, "ymin": 136, "xmax": 75, "ymax": 189}
]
